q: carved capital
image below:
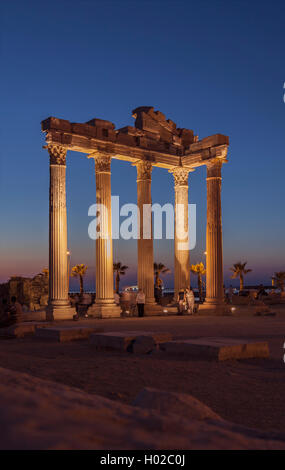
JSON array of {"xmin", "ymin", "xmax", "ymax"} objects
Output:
[
  {"xmin": 47, "ymin": 145, "xmax": 67, "ymax": 165},
  {"xmin": 96, "ymin": 155, "xmax": 111, "ymax": 173},
  {"xmin": 135, "ymin": 160, "xmax": 152, "ymax": 181},
  {"xmin": 170, "ymin": 167, "xmax": 192, "ymax": 186},
  {"xmin": 88, "ymin": 151, "xmax": 112, "ymax": 173}
]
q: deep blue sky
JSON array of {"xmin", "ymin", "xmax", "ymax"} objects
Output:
[{"xmin": 0, "ymin": 0, "xmax": 284, "ymax": 290}]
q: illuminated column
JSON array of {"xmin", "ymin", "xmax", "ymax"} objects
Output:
[
  {"xmin": 46, "ymin": 145, "xmax": 75, "ymax": 320},
  {"xmin": 89, "ymin": 153, "xmax": 120, "ymax": 318},
  {"xmin": 204, "ymin": 159, "xmax": 224, "ymax": 309},
  {"xmin": 170, "ymin": 167, "xmax": 192, "ymax": 300},
  {"xmin": 136, "ymin": 161, "xmax": 161, "ymax": 315}
]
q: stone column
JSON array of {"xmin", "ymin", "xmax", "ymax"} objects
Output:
[
  {"xmin": 46, "ymin": 145, "xmax": 75, "ymax": 320},
  {"xmin": 170, "ymin": 167, "xmax": 192, "ymax": 300},
  {"xmin": 136, "ymin": 161, "xmax": 161, "ymax": 315},
  {"xmin": 204, "ymin": 159, "xmax": 224, "ymax": 310},
  {"xmin": 88, "ymin": 153, "xmax": 120, "ymax": 318}
]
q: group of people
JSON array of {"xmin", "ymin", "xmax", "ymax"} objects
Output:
[
  {"xmin": 0, "ymin": 296, "xmax": 23, "ymax": 327},
  {"xmin": 120, "ymin": 287, "xmax": 196, "ymax": 318},
  {"xmin": 177, "ymin": 288, "xmax": 195, "ymax": 315},
  {"xmin": 121, "ymin": 287, "xmax": 196, "ymax": 317}
]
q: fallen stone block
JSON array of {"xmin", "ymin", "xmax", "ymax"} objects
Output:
[
  {"xmin": 160, "ymin": 337, "xmax": 269, "ymax": 361},
  {"xmin": 0, "ymin": 323, "xmax": 36, "ymax": 339},
  {"xmin": 90, "ymin": 331, "xmax": 172, "ymax": 352},
  {"xmin": 35, "ymin": 326, "xmax": 101, "ymax": 342},
  {"xmin": 132, "ymin": 336, "xmax": 155, "ymax": 354}
]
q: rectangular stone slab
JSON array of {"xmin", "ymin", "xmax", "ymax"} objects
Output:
[
  {"xmin": 35, "ymin": 326, "xmax": 102, "ymax": 342},
  {"xmin": 160, "ymin": 337, "xmax": 269, "ymax": 361},
  {"xmin": 0, "ymin": 324, "xmax": 36, "ymax": 338},
  {"xmin": 90, "ymin": 331, "xmax": 172, "ymax": 351}
]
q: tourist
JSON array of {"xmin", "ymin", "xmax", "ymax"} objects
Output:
[
  {"xmin": 136, "ymin": 289, "xmax": 145, "ymax": 317},
  {"xmin": 186, "ymin": 288, "xmax": 195, "ymax": 314},
  {"xmin": 177, "ymin": 289, "xmax": 186, "ymax": 315}
]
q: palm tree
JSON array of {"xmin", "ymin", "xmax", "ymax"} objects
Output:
[
  {"xmin": 154, "ymin": 262, "xmax": 171, "ymax": 288},
  {"xmin": 273, "ymin": 271, "xmax": 285, "ymax": 292},
  {"xmin": 230, "ymin": 262, "xmax": 252, "ymax": 291},
  {"xmin": 113, "ymin": 262, "xmax": 128, "ymax": 293},
  {"xmin": 71, "ymin": 264, "xmax": 88, "ymax": 296},
  {"xmin": 191, "ymin": 262, "xmax": 206, "ymax": 302}
]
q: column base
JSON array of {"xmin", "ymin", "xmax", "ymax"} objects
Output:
[
  {"xmin": 144, "ymin": 302, "xmax": 164, "ymax": 316},
  {"xmin": 199, "ymin": 299, "xmax": 230, "ymax": 316},
  {"xmin": 88, "ymin": 302, "xmax": 122, "ymax": 319},
  {"xmin": 46, "ymin": 303, "xmax": 76, "ymax": 321}
]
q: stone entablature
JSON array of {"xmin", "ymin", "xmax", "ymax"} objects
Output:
[{"xmin": 42, "ymin": 107, "xmax": 228, "ymax": 170}]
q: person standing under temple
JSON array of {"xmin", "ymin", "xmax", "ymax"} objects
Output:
[{"xmin": 136, "ymin": 289, "xmax": 145, "ymax": 317}]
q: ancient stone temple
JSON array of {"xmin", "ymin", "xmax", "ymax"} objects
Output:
[
  {"xmin": 41, "ymin": 106, "xmax": 229, "ymax": 320},
  {"xmin": 0, "ymin": 272, "xmax": 49, "ymax": 310}
]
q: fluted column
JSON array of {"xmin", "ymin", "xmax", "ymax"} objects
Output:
[
  {"xmin": 47, "ymin": 145, "xmax": 75, "ymax": 320},
  {"xmin": 204, "ymin": 159, "xmax": 224, "ymax": 308},
  {"xmin": 89, "ymin": 153, "xmax": 120, "ymax": 318},
  {"xmin": 136, "ymin": 161, "xmax": 155, "ymax": 304},
  {"xmin": 170, "ymin": 167, "xmax": 192, "ymax": 299}
]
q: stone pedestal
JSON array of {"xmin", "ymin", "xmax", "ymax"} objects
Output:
[
  {"xmin": 136, "ymin": 161, "xmax": 162, "ymax": 315},
  {"xmin": 204, "ymin": 159, "xmax": 225, "ymax": 313},
  {"xmin": 170, "ymin": 167, "xmax": 192, "ymax": 300},
  {"xmin": 46, "ymin": 145, "xmax": 75, "ymax": 321},
  {"xmin": 88, "ymin": 153, "xmax": 121, "ymax": 319}
]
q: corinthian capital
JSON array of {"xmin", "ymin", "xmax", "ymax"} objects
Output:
[
  {"xmin": 170, "ymin": 166, "xmax": 192, "ymax": 186},
  {"xmin": 94, "ymin": 154, "xmax": 112, "ymax": 173},
  {"xmin": 47, "ymin": 145, "xmax": 67, "ymax": 165},
  {"xmin": 135, "ymin": 160, "xmax": 152, "ymax": 181}
]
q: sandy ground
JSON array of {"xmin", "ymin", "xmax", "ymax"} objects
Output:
[{"xmin": 0, "ymin": 306, "xmax": 284, "ymax": 434}]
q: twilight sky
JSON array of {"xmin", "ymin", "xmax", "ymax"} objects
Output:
[{"xmin": 0, "ymin": 0, "xmax": 284, "ymax": 290}]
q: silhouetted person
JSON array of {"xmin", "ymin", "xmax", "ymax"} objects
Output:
[
  {"xmin": 136, "ymin": 289, "xmax": 145, "ymax": 317},
  {"xmin": 177, "ymin": 289, "xmax": 185, "ymax": 315},
  {"xmin": 186, "ymin": 288, "xmax": 195, "ymax": 314}
]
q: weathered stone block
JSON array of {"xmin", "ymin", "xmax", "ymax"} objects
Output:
[
  {"xmin": 35, "ymin": 326, "xmax": 100, "ymax": 342},
  {"xmin": 90, "ymin": 331, "xmax": 172, "ymax": 352},
  {"xmin": 190, "ymin": 134, "xmax": 229, "ymax": 152},
  {"xmin": 132, "ymin": 336, "xmax": 155, "ymax": 354},
  {"xmin": 90, "ymin": 332, "xmax": 135, "ymax": 351},
  {"xmin": 96, "ymin": 127, "xmax": 114, "ymax": 140},
  {"xmin": 160, "ymin": 338, "xmax": 269, "ymax": 361},
  {"xmin": 71, "ymin": 123, "xmax": 97, "ymax": 138},
  {"xmin": 117, "ymin": 126, "xmax": 143, "ymax": 136},
  {"xmin": 41, "ymin": 117, "xmax": 71, "ymax": 133},
  {"xmin": 0, "ymin": 324, "xmax": 36, "ymax": 338},
  {"xmin": 86, "ymin": 118, "xmax": 115, "ymax": 129},
  {"xmin": 116, "ymin": 133, "xmax": 136, "ymax": 146}
]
